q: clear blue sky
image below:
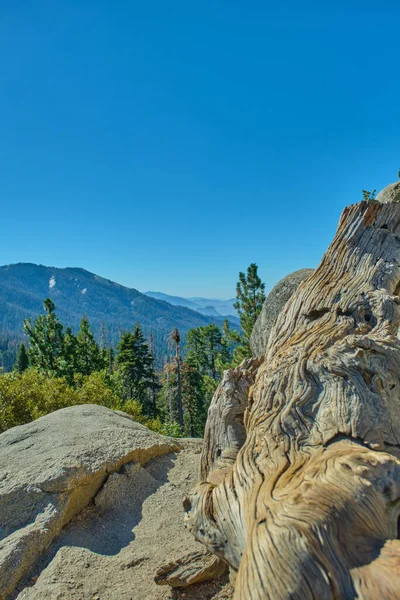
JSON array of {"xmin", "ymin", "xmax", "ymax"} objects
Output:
[{"xmin": 1, "ymin": 1, "xmax": 399, "ymax": 297}]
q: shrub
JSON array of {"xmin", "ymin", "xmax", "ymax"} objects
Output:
[
  {"xmin": 74, "ymin": 370, "xmax": 121, "ymax": 409},
  {"xmin": 0, "ymin": 369, "xmax": 185, "ymax": 437},
  {"xmin": 0, "ymin": 369, "xmax": 75, "ymax": 432}
]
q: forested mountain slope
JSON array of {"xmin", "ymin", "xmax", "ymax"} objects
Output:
[{"xmin": 0, "ymin": 263, "xmax": 232, "ymax": 367}]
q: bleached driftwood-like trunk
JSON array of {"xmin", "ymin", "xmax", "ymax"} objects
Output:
[{"xmin": 184, "ymin": 194, "xmax": 400, "ymax": 599}]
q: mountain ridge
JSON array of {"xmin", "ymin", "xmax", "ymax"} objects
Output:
[
  {"xmin": 0, "ymin": 263, "xmax": 238, "ymax": 370},
  {"xmin": 144, "ymin": 290, "xmax": 239, "ymax": 324}
]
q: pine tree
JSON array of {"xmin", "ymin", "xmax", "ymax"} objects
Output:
[
  {"xmin": 76, "ymin": 316, "xmax": 103, "ymax": 376},
  {"xmin": 168, "ymin": 328, "xmax": 184, "ymax": 428},
  {"xmin": 106, "ymin": 347, "xmax": 115, "ymax": 375},
  {"xmin": 180, "ymin": 323, "xmax": 235, "ymax": 436},
  {"xmin": 23, "ymin": 298, "xmax": 65, "ymax": 376},
  {"xmin": 233, "ymin": 263, "xmax": 266, "ymax": 359},
  {"xmin": 185, "ymin": 327, "xmax": 207, "ymax": 372},
  {"xmin": 147, "ymin": 333, "xmax": 160, "ymax": 417},
  {"xmin": 186, "ymin": 324, "xmax": 232, "ymax": 380},
  {"xmin": 61, "ymin": 326, "xmax": 78, "ymax": 384},
  {"xmin": 100, "ymin": 321, "xmax": 107, "ymax": 350},
  {"xmin": 0, "ymin": 336, "xmax": 19, "ymax": 373},
  {"xmin": 15, "ymin": 343, "xmax": 29, "ymax": 373},
  {"xmin": 234, "ymin": 263, "xmax": 266, "ymax": 340},
  {"xmin": 116, "ymin": 324, "xmax": 156, "ymax": 413},
  {"xmin": 181, "ymin": 362, "xmax": 205, "ymax": 436}
]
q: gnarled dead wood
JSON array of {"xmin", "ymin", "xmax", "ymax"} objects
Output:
[
  {"xmin": 200, "ymin": 357, "xmax": 262, "ymax": 484},
  {"xmin": 154, "ymin": 550, "xmax": 227, "ymax": 587},
  {"xmin": 185, "ymin": 192, "xmax": 400, "ymax": 599}
]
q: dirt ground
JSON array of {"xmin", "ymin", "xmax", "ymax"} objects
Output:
[{"xmin": 15, "ymin": 440, "xmax": 233, "ymax": 600}]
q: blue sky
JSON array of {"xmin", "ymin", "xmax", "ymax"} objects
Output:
[{"xmin": 1, "ymin": 1, "xmax": 399, "ymax": 297}]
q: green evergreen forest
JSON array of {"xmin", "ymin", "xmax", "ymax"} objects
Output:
[{"xmin": 0, "ymin": 264, "xmax": 265, "ymax": 437}]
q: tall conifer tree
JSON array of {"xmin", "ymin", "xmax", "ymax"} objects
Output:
[
  {"xmin": 116, "ymin": 324, "xmax": 155, "ymax": 413},
  {"xmin": 181, "ymin": 362, "xmax": 205, "ymax": 437},
  {"xmin": 23, "ymin": 298, "xmax": 65, "ymax": 376},
  {"xmin": 61, "ymin": 326, "xmax": 78, "ymax": 384},
  {"xmin": 76, "ymin": 316, "xmax": 103, "ymax": 376},
  {"xmin": 232, "ymin": 263, "xmax": 266, "ymax": 361},
  {"xmin": 168, "ymin": 328, "xmax": 184, "ymax": 428},
  {"xmin": 15, "ymin": 343, "xmax": 29, "ymax": 373},
  {"xmin": 186, "ymin": 324, "xmax": 232, "ymax": 380},
  {"xmin": 234, "ymin": 263, "xmax": 266, "ymax": 340}
]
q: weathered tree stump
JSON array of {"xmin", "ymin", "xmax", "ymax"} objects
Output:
[{"xmin": 184, "ymin": 189, "xmax": 400, "ymax": 599}]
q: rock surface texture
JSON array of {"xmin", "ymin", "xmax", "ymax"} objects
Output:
[
  {"xmin": 184, "ymin": 184, "xmax": 400, "ymax": 599},
  {"xmin": 376, "ymin": 180, "xmax": 400, "ymax": 204},
  {"xmin": 250, "ymin": 268, "xmax": 314, "ymax": 357},
  {"xmin": 0, "ymin": 405, "xmax": 232, "ymax": 600},
  {"xmin": 14, "ymin": 438, "xmax": 232, "ymax": 600},
  {"xmin": 0, "ymin": 405, "xmax": 182, "ymax": 600}
]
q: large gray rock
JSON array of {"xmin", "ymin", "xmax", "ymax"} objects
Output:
[
  {"xmin": 250, "ymin": 269, "xmax": 314, "ymax": 357},
  {"xmin": 0, "ymin": 404, "xmax": 180, "ymax": 600},
  {"xmin": 14, "ymin": 440, "xmax": 230, "ymax": 600},
  {"xmin": 376, "ymin": 181, "xmax": 400, "ymax": 204}
]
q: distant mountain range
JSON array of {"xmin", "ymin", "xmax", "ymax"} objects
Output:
[
  {"xmin": 144, "ymin": 291, "xmax": 239, "ymax": 324},
  {"xmin": 0, "ymin": 263, "xmax": 239, "ymax": 370}
]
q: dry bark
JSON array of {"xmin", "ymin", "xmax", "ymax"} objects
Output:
[{"xmin": 184, "ymin": 193, "xmax": 400, "ymax": 599}]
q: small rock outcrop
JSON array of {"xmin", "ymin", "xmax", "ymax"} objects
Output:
[
  {"xmin": 0, "ymin": 404, "xmax": 180, "ymax": 600},
  {"xmin": 250, "ymin": 268, "xmax": 314, "ymax": 356},
  {"xmin": 376, "ymin": 180, "xmax": 400, "ymax": 204}
]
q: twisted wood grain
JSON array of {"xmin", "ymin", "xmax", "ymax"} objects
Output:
[{"xmin": 185, "ymin": 198, "xmax": 400, "ymax": 599}]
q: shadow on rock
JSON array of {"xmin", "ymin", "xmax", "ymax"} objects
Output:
[{"xmin": 43, "ymin": 453, "xmax": 177, "ymax": 560}]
